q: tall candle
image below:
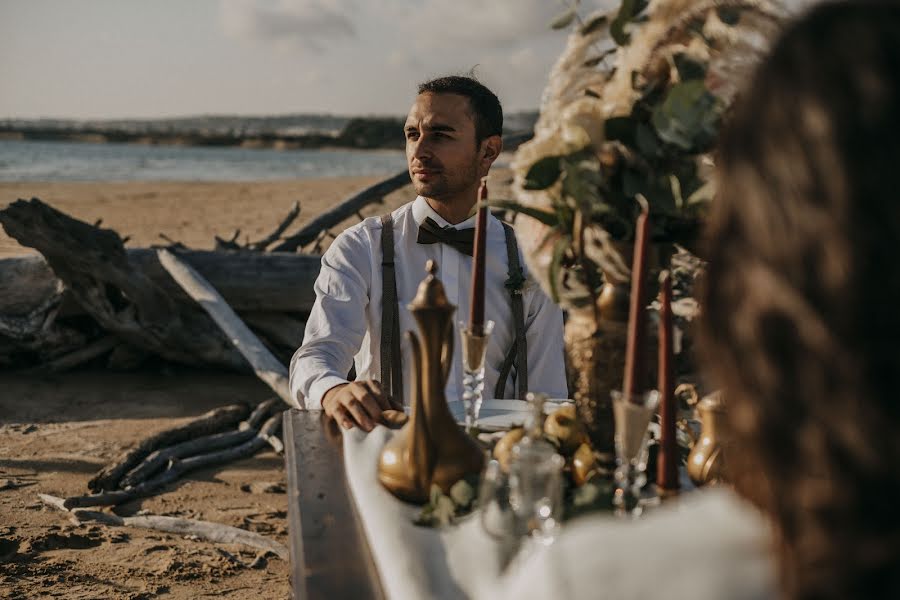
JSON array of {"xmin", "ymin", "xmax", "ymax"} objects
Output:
[
  {"xmin": 622, "ymin": 196, "xmax": 650, "ymax": 400},
  {"xmin": 657, "ymin": 270, "xmax": 680, "ymax": 494},
  {"xmin": 468, "ymin": 178, "xmax": 489, "ymax": 334}
]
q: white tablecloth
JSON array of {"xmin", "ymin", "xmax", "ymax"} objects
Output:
[
  {"xmin": 343, "ymin": 426, "xmax": 506, "ymax": 600},
  {"xmin": 344, "ymin": 426, "xmax": 777, "ymax": 600}
]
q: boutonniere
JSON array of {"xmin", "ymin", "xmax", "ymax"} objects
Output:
[{"xmin": 505, "ymin": 267, "xmax": 527, "ymax": 295}]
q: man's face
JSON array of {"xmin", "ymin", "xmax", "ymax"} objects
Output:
[{"xmin": 404, "ymin": 92, "xmax": 481, "ymax": 202}]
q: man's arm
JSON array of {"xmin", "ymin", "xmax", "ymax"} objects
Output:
[
  {"xmin": 523, "ymin": 282, "xmax": 569, "ymax": 398},
  {"xmin": 289, "ymin": 227, "xmax": 390, "ymax": 429}
]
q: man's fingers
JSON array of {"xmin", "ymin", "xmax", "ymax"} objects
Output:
[
  {"xmin": 344, "ymin": 398, "xmax": 375, "ymax": 432},
  {"xmin": 365, "ymin": 380, "xmax": 391, "ymax": 411},
  {"xmin": 332, "ymin": 405, "xmax": 355, "ymax": 430},
  {"xmin": 350, "ymin": 386, "xmax": 383, "ymax": 428}
]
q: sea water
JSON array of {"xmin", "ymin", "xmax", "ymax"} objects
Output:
[{"xmin": 0, "ymin": 139, "xmax": 407, "ymax": 182}]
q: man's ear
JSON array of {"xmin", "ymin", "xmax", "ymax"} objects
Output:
[{"xmin": 481, "ymin": 135, "xmax": 503, "ymax": 166}]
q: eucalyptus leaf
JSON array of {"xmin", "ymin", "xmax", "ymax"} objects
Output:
[
  {"xmin": 523, "ymin": 155, "xmax": 563, "ymax": 190},
  {"xmin": 433, "ymin": 495, "xmax": 455, "ymax": 527},
  {"xmin": 673, "ymin": 53, "xmax": 707, "ymax": 81},
  {"xmin": 716, "ymin": 6, "xmax": 741, "ymax": 25},
  {"xmin": 551, "ymin": 7, "xmax": 577, "ymax": 30},
  {"xmin": 635, "ymin": 122, "xmax": 661, "ymax": 157},
  {"xmin": 610, "ymin": 0, "xmax": 649, "ymax": 45},
  {"xmin": 604, "ymin": 116, "xmax": 636, "ymax": 146},
  {"xmin": 669, "ymin": 174, "xmax": 684, "ymax": 211},
  {"xmin": 651, "ymin": 80, "xmax": 722, "ymax": 152},
  {"xmin": 580, "ymin": 13, "xmax": 608, "ymax": 35},
  {"xmin": 490, "ymin": 200, "xmax": 558, "ymax": 227},
  {"xmin": 450, "ymin": 480, "xmax": 474, "ymax": 509},
  {"xmin": 429, "ymin": 483, "xmax": 442, "ymax": 506}
]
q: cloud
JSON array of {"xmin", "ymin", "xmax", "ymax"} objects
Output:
[
  {"xmin": 390, "ymin": 0, "xmax": 562, "ymax": 50},
  {"xmin": 220, "ymin": 0, "xmax": 355, "ymax": 49}
]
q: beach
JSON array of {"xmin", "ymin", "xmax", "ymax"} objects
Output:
[{"xmin": 0, "ymin": 171, "xmax": 512, "ymax": 598}]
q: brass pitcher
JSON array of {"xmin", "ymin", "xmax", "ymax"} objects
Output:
[
  {"xmin": 377, "ymin": 260, "xmax": 485, "ymax": 503},
  {"xmin": 686, "ymin": 391, "xmax": 728, "ymax": 486}
]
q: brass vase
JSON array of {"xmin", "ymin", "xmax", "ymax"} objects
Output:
[
  {"xmin": 686, "ymin": 391, "xmax": 728, "ymax": 486},
  {"xmin": 566, "ymin": 281, "xmax": 630, "ymax": 461},
  {"xmin": 377, "ymin": 261, "xmax": 485, "ymax": 504}
]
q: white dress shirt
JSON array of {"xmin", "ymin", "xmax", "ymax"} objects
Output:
[{"xmin": 290, "ymin": 195, "xmax": 568, "ymax": 410}]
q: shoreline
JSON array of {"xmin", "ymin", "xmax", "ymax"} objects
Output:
[{"xmin": 0, "ymin": 169, "xmax": 514, "ymax": 258}]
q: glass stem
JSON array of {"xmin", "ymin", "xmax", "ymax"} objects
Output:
[
  {"xmin": 462, "ymin": 366, "xmax": 485, "ymax": 434},
  {"xmin": 614, "ymin": 462, "xmax": 643, "ymax": 518}
]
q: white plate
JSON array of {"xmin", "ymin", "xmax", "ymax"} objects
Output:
[{"xmin": 448, "ymin": 398, "xmax": 574, "ymax": 432}]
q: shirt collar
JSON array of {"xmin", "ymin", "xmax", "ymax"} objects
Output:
[{"xmin": 411, "ymin": 195, "xmax": 491, "ymax": 231}]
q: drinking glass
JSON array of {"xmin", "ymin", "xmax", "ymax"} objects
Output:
[
  {"xmin": 508, "ymin": 442, "xmax": 565, "ymax": 545},
  {"xmin": 612, "ymin": 389, "xmax": 660, "ymax": 518},
  {"xmin": 459, "ymin": 319, "xmax": 495, "ymax": 433}
]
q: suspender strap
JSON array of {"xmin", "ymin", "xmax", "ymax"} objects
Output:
[
  {"xmin": 379, "ymin": 214, "xmax": 403, "ymax": 404},
  {"xmin": 494, "ymin": 223, "xmax": 529, "ymax": 399}
]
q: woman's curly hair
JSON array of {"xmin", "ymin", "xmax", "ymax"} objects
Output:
[{"xmin": 698, "ymin": 1, "xmax": 900, "ymax": 598}]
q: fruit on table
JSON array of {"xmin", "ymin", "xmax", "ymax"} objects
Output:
[
  {"xmin": 493, "ymin": 427, "xmax": 525, "ymax": 471},
  {"xmin": 544, "ymin": 404, "xmax": 587, "ymax": 455},
  {"xmin": 572, "ymin": 442, "xmax": 597, "ymax": 486}
]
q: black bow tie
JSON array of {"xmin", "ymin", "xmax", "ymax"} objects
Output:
[{"xmin": 416, "ymin": 217, "xmax": 476, "ymax": 256}]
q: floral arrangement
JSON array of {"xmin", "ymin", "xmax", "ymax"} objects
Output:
[{"xmin": 501, "ymin": 0, "xmax": 786, "ymax": 310}]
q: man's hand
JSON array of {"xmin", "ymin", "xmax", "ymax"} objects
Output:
[{"xmin": 322, "ymin": 380, "xmax": 393, "ymax": 432}]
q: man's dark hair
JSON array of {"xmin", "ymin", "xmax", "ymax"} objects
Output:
[{"xmin": 417, "ymin": 75, "xmax": 503, "ymax": 143}]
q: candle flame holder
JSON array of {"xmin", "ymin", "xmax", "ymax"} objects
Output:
[
  {"xmin": 612, "ymin": 389, "xmax": 659, "ymax": 518},
  {"xmin": 459, "ymin": 319, "xmax": 495, "ymax": 434}
]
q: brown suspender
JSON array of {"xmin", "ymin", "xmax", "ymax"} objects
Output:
[
  {"xmin": 379, "ymin": 214, "xmax": 403, "ymax": 405},
  {"xmin": 379, "ymin": 213, "xmax": 528, "ymax": 402},
  {"xmin": 494, "ymin": 222, "xmax": 529, "ymax": 399}
]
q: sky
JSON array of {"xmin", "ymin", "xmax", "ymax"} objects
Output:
[{"xmin": 0, "ymin": 0, "xmax": 607, "ymax": 120}]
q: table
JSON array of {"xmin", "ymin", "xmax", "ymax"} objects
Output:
[{"xmin": 283, "ymin": 409, "xmax": 385, "ymax": 600}]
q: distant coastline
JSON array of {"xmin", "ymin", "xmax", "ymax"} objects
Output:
[
  {"xmin": 0, "ymin": 118, "xmax": 406, "ymax": 150},
  {"xmin": 0, "ymin": 111, "xmax": 538, "ymax": 151}
]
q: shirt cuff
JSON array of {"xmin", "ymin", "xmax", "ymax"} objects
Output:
[{"xmin": 307, "ymin": 375, "xmax": 351, "ymax": 410}]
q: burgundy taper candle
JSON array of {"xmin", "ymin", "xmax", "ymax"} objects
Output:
[
  {"xmin": 468, "ymin": 178, "xmax": 489, "ymax": 334},
  {"xmin": 622, "ymin": 196, "xmax": 650, "ymax": 400},
  {"xmin": 657, "ymin": 270, "xmax": 680, "ymax": 494}
]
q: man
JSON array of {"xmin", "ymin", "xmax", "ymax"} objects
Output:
[{"xmin": 290, "ymin": 75, "xmax": 567, "ymax": 431}]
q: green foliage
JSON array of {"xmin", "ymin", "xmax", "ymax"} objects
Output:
[
  {"xmin": 611, "ymin": 0, "xmax": 649, "ymax": 45},
  {"xmin": 414, "ymin": 480, "xmax": 477, "ymax": 528},
  {"xmin": 523, "ymin": 155, "xmax": 564, "ymax": 190},
  {"xmin": 490, "ymin": 200, "xmax": 558, "ymax": 227},
  {"xmin": 651, "ymin": 80, "xmax": 722, "ymax": 152},
  {"xmin": 673, "ymin": 53, "xmax": 707, "ymax": 82},
  {"xmin": 551, "ymin": 7, "xmax": 578, "ymax": 30},
  {"xmin": 580, "ymin": 13, "xmax": 609, "ymax": 35},
  {"xmin": 716, "ymin": 6, "xmax": 741, "ymax": 25}
]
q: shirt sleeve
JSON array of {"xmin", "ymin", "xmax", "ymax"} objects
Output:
[
  {"xmin": 522, "ymin": 281, "xmax": 569, "ymax": 398},
  {"xmin": 289, "ymin": 227, "xmax": 372, "ymax": 409}
]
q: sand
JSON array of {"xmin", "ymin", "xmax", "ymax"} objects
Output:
[{"xmin": 0, "ymin": 172, "xmax": 513, "ymax": 598}]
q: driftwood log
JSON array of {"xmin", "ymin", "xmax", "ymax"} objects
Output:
[
  {"xmin": 157, "ymin": 249, "xmax": 295, "ymax": 407},
  {"xmin": 272, "ymin": 169, "xmax": 411, "ymax": 252},
  {"xmin": 120, "ymin": 399, "xmax": 281, "ymax": 489},
  {"xmin": 88, "ymin": 403, "xmax": 251, "ymax": 492},
  {"xmin": 67, "ymin": 413, "xmax": 283, "ymax": 508},
  {"xmin": 0, "ymin": 199, "xmax": 252, "ymax": 370},
  {"xmin": 0, "ymin": 200, "xmax": 321, "ymax": 370},
  {"xmin": 39, "ymin": 494, "xmax": 289, "ymax": 560},
  {"xmin": 0, "ymin": 250, "xmax": 321, "ymax": 316}
]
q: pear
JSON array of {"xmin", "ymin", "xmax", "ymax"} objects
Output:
[
  {"xmin": 572, "ymin": 442, "xmax": 597, "ymax": 486},
  {"xmin": 543, "ymin": 404, "xmax": 587, "ymax": 455},
  {"xmin": 493, "ymin": 427, "xmax": 525, "ymax": 471}
]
